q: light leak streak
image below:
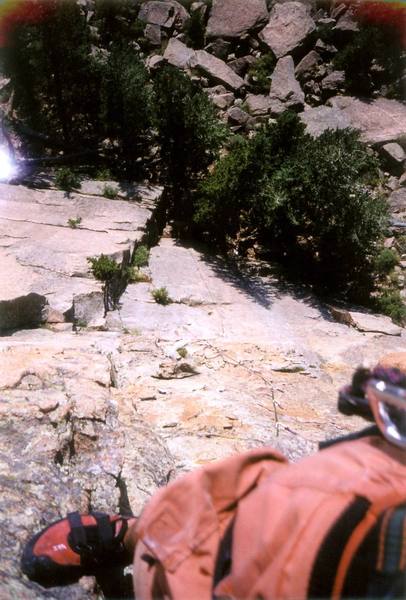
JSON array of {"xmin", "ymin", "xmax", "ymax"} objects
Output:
[{"xmin": 0, "ymin": 146, "xmax": 17, "ymax": 181}]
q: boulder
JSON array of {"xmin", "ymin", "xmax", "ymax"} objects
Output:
[
  {"xmin": 269, "ymin": 55, "xmax": 304, "ymax": 110},
  {"xmin": 333, "ymin": 10, "xmax": 359, "ymax": 34},
  {"xmin": 259, "ymin": 1, "xmax": 316, "ymax": 58},
  {"xmin": 206, "ymin": 0, "xmax": 269, "ymax": 39},
  {"xmin": 204, "ymin": 39, "xmax": 232, "ymax": 60},
  {"xmin": 245, "ymin": 93, "xmax": 272, "ymax": 116},
  {"xmin": 295, "ymin": 50, "xmax": 321, "ymax": 79},
  {"xmin": 72, "ymin": 291, "xmax": 105, "ymax": 328},
  {"xmin": 380, "ymin": 143, "xmax": 406, "ymax": 176},
  {"xmin": 328, "ymin": 96, "xmax": 406, "ymax": 146},
  {"xmin": 389, "ymin": 188, "xmax": 406, "ymax": 218},
  {"xmin": 227, "ymin": 106, "xmax": 250, "ymax": 125},
  {"xmin": 300, "ymin": 105, "xmax": 351, "ymax": 137},
  {"xmin": 144, "ymin": 23, "xmax": 162, "ymax": 46},
  {"xmin": 163, "ymin": 38, "xmax": 195, "ymax": 69},
  {"xmin": 189, "ymin": 50, "xmax": 245, "ymax": 90},
  {"xmin": 228, "ymin": 55, "xmax": 256, "ymax": 76},
  {"xmin": 210, "ymin": 93, "xmax": 234, "ymax": 109},
  {"xmin": 321, "ymin": 70, "xmax": 345, "ymax": 93},
  {"xmin": 348, "ymin": 311, "xmax": 402, "ymax": 336},
  {"xmin": 138, "ymin": 1, "xmax": 189, "ymax": 29},
  {"xmin": 0, "ymin": 293, "xmax": 48, "ymax": 332},
  {"xmin": 314, "ymin": 38, "xmax": 338, "ymax": 56}
]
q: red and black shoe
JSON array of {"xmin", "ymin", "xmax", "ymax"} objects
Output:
[{"xmin": 21, "ymin": 511, "xmax": 135, "ymax": 587}]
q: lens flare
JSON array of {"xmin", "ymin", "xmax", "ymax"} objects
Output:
[{"xmin": 0, "ymin": 146, "xmax": 16, "ymax": 181}]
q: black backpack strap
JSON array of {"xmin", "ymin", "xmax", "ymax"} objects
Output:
[
  {"xmin": 366, "ymin": 504, "xmax": 406, "ymax": 599},
  {"xmin": 309, "ymin": 500, "xmax": 406, "ymax": 599},
  {"xmin": 308, "ymin": 497, "xmax": 371, "ymax": 598},
  {"xmin": 212, "ymin": 517, "xmax": 235, "ymax": 597}
]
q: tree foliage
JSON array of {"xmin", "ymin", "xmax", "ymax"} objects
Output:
[
  {"xmin": 153, "ymin": 65, "xmax": 226, "ymax": 218},
  {"xmin": 195, "ymin": 113, "xmax": 389, "ymax": 298}
]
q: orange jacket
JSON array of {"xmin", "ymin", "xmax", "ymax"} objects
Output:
[{"xmin": 131, "ymin": 436, "xmax": 406, "ymax": 599}]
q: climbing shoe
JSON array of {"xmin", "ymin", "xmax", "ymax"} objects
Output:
[{"xmin": 21, "ymin": 511, "xmax": 134, "ymax": 587}]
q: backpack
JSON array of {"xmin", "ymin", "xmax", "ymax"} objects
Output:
[
  {"xmin": 134, "ymin": 435, "xmax": 406, "ymax": 599},
  {"xmin": 214, "ymin": 435, "xmax": 406, "ymax": 599}
]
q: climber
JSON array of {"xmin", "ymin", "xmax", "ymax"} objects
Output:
[{"xmin": 21, "ymin": 353, "xmax": 406, "ymax": 599}]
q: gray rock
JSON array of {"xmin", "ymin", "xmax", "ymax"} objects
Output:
[
  {"xmin": 400, "ymin": 172, "xmax": 406, "ymax": 187},
  {"xmin": 329, "ymin": 306, "xmax": 403, "ymax": 336},
  {"xmin": 389, "ymin": 188, "xmax": 406, "ymax": 217},
  {"xmin": 211, "ymin": 93, "xmax": 235, "ymax": 109},
  {"xmin": 328, "ymin": 96, "xmax": 406, "ymax": 146},
  {"xmin": 333, "ymin": 10, "xmax": 359, "ymax": 34},
  {"xmin": 295, "ymin": 50, "xmax": 321, "ymax": 79},
  {"xmin": 321, "ymin": 70, "xmax": 345, "ymax": 93},
  {"xmin": 314, "ymin": 38, "xmax": 338, "ymax": 55},
  {"xmin": 269, "ymin": 55, "xmax": 304, "ymax": 110},
  {"xmin": 300, "ymin": 105, "xmax": 351, "ymax": 137},
  {"xmin": 0, "ymin": 293, "xmax": 48, "ymax": 332},
  {"xmin": 138, "ymin": 1, "xmax": 189, "ymax": 29},
  {"xmin": 245, "ymin": 93, "xmax": 272, "ymax": 116},
  {"xmin": 72, "ymin": 291, "xmax": 105, "ymax": 328},
  {"xmin": 259, "ymin": 1, "xmax": 316, "ymax": 58},
  {"xmin": 206, "ymin": 0, "xmax": 269, "ymax": 39},
  {"xmin": 163, "ymin": 37, "xmax": 195, "ymax": 69},
  {"xmin": 269, "ymin": 97, "xmax": 287, "ymax": 116},
  {"xmin": 348, "ymin": 311, "xmax": 402, "ymax": 336},
  {"xmin": 204, "ymin": 39, "xmax": 232, "ymax": 60},
  {"xmin": 227, "ymin": 106, "xmax": 250, "ymax": 125},
  {"xmin": 189, "ymin": 50, "xmax": 245, "ymax": 90},
  {"xmin": 144, "ymin": 23, "xmax": 162, "ymax": 46},
  {"xmin": 381, "ymin": 143, "xmax": 406, "ymax": 176},
  {"xmin": 228, "ymin": 55, "xmax": 256, "ymax": 76},
  {"xmin": 146, "ymin": 54, "xmax": 166, "ymax": 70},
  {"xmin": 206, "ymin": 84, "xmax": 228, "ymax": 95}
]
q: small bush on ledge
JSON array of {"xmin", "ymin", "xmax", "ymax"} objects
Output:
[
  {"xmin": 151, "ymin": 287, "xmax": 172, "ymax": 305},
  {"xmin": 88, "ymin": 254, "xmax": 120, "ymax": 282},
  {"xmin": 55, "ymin": 168, "xmax": 81, "ymax": 193}
]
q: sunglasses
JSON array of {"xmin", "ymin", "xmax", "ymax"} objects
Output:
[{"xmin": 366, "ymin": 379, "xmax": 406, "ymax": 450}]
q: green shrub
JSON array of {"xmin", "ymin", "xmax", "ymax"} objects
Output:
[
  {"xmin": 177, "ymin": 346, "xmax": 188, "ymax": 358},
  {"xmin": 87, "ymin": 254, "xmax": 120, "ymax": 281},
  {"xmin": 373, "ymin": 288, "xmax": 406, "ymax": 325},
  {"xmin": 184, "ymin": 9, "xmax": 206, "ymax": 49},
  {"xmin": 127, "ymin": 267, "xmax": 151, "ymax": 283},
  {"xmin": 103, "ymin": 184, "xmax": 118, "ymax": 199},
  {"xmin": 132, "ymin": 245, "xmax": 150, "ymax": 268},
  {"xmin": 248, "ymin": 53, "xmax": 276, "ymax": 93},
  {"xmin": 374, "ymin": 248, "xmax": 399, "ymax": 276},
  {"xmin": 151, "ymin": 287, "xmax": 172, "ymax": 305},
  {"xmin": 333, "ymin": 24, "xmax": 404, "ymax": 97},
  {"xmin": 67, "ymin": 216, "xmax": 82, "ymax": 228},
  {"xmin": 153, "ymin": 65, "xmax": 226, "ymax": 218},
  {"xmin": 195, "ymin": 112, "xmax": 388, "ymax": 297},
  {"xmin": 55, "ymin": 168, "xmax": 81, "ymax": 192}
]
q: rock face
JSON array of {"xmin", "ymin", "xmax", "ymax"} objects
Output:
[
  {"xmin": 0, "ymin": 181, "xmax": 162, "ymax": 331},
  {"xmin": 189, "ymin": 50, "xmax": 245, "ymax": 90},
  {"xmin": 300, "ymin": 105, "xmax": 352, "ymax": 138},
  {"xmin": 328, "ymin": 96, "xmax": 406, "ymax": 146},
  {"xmin": 206, "ymin": 0, "xmax": 269, "ymax": 39},
  {"xmin": 259, "ymin": 1, "xmax": 316, "ymax": 58},
  {"xmin": 2, "ymin": 232, "xmax": 405, "ymax": 596},
  {"xmin": 269, "ymin": 55, "xmax": 304, "ymax": 110}
]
